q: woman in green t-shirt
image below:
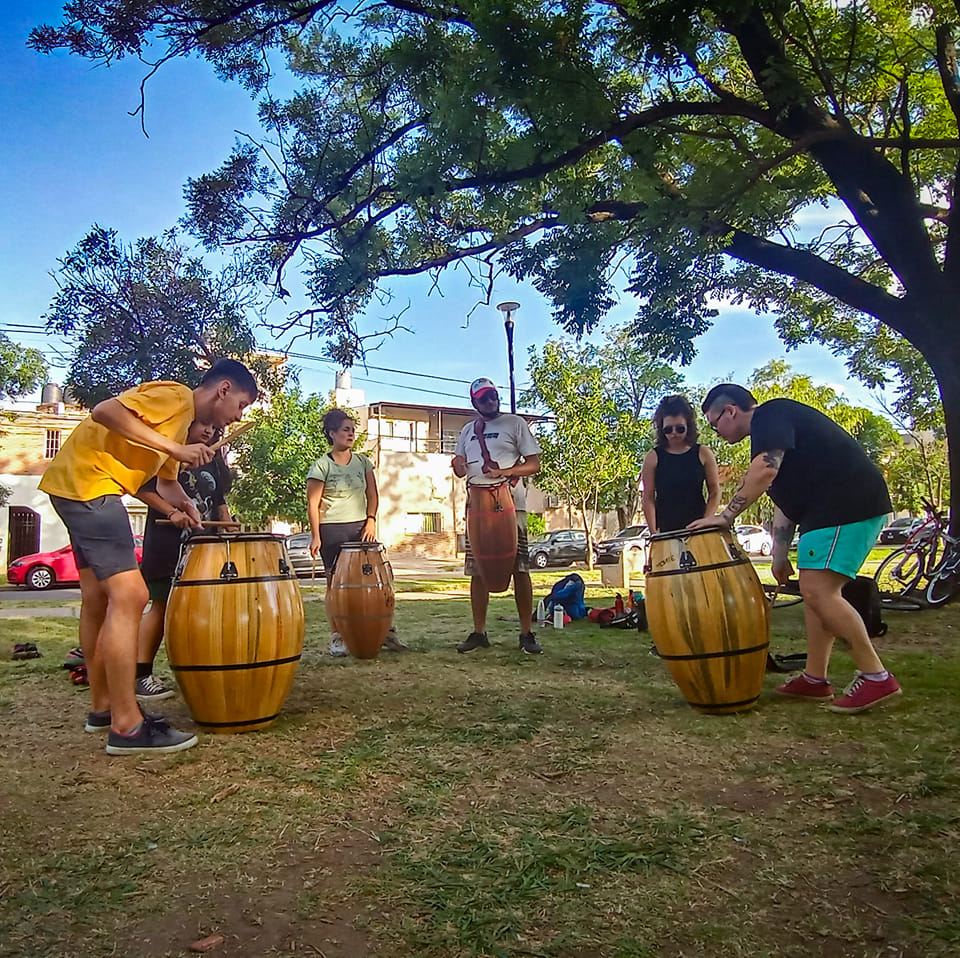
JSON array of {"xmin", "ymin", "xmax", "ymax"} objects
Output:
[{"xmin": 306, "ymin": 409, "xmax": 406, "ymax": 655}]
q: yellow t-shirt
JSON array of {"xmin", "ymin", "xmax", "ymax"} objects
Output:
[{"xmin": 39, "ymin": 382, "xmax": 195, "ymax": 501}]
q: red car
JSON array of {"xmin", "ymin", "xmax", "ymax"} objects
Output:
[{"xmin": 7, "ymin": 537, "xmax": 144, "ymax": 590}]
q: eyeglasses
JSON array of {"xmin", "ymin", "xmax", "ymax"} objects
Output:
[
  {"xmin": 663, "ymin": 425, "xmax": 687, "ymax": 436},
  {"xmin": 708, "ymin": 407, "xmax": 732, "ymax": 432},
  {"xmin": 475, "ymin": 392, "xmax": 499, "ymax": 403}
]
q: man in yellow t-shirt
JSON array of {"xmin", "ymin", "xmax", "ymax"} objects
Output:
[{"xmin": 40, "ymin": 359, "xmax": 259, "ymax": 756}]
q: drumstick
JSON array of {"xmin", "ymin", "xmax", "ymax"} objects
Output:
[{"xmin": 209, "ymin": 420, "xmax": 256, "ymax": 452}]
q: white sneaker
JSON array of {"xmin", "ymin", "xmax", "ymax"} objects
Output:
[{"xmin": 328, "ymin": 633, "xmax": 349, "ymax": 657}]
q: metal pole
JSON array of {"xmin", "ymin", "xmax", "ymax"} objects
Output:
[{"xmin": 504, "ymin": 312, "xmax": 516, "ymax": 414}]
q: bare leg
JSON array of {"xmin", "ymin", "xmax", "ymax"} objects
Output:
[
  {"xmin": 470, "ymin": 575, "xmax": 490, "ymax": 633},
  {"xmin": 99, "ymin": 570, "xmax": 150, "ymax": 733},
  {"xmin": 513, "ymin": 571, "xmax": 533, "ymax": 634},
  {"xmin": 78, "ymin": 568, "xmax": 109, "ymax": 713},
  {"xmin": 800, "ymin": 569, "xmax": 885, "ymax": 675},
  {"xmin": 801, "ymin": 601, "xmax": 835, "ymax": 680},
  {"xmin": 136, "ymin": 599, "xmax": 166, "ymax": 669}
]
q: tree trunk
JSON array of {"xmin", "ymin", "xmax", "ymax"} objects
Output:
[
  {"xmin": 581, "ymin": 501, "xmax": 595, "ymax": 570},
  {"xmin": 931, "ymin": 349, "xmax": 960, "ymax": 538}
]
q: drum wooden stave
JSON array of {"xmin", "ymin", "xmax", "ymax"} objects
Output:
[
  {"xmin": 165, "ymin": 533, "xmax": 305, "ymax": 734},
  {"xmin": 327, "ymin": 541, "xmax": 395, "ymax": 659},
  {"xmin": 646, "ymin": 527, "xmax": 770, "ymax": 715},
  {"xmin": 466, "ymin": 482, "xmax": 518, "ymax": 593}
]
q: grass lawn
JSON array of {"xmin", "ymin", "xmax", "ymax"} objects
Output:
[{"xmin": 1, "ymin": 575, "xmax": 959, "ymax": 958}]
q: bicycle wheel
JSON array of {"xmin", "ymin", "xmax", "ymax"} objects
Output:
[
  {"xmin": 874, "ymin": 547, "xmax": 924, "ymax": 597},
  {"xmin": 926, "ymin": 565, "xmax": 960, "ymax": 606}
]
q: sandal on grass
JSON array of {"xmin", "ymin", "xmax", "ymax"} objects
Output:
[{"xmin": 12, "ymin": 643, "xmax": 41, "ymax": 661}]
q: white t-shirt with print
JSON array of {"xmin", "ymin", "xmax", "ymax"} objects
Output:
[{"xmin": 454, "ymin": 414, "xmax": 541, "ymax": 511}]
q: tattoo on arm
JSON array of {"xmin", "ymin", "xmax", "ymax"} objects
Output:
[
  {"xmin": 720, "ymin": 481, "xmax": 749, "ymax": 523},
  {"xmin": 762, "ymin": 449, "xmax": 785, "ymax": 470}
]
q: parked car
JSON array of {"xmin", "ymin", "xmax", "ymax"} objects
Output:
[
  {"xmin": 878, "ymin": 517, "xmax": 917, "ymax": 545},
  {"xmin": 528, "ymin": 529, "xmax": 589, "ymax": 569},
  {"xmin": 285, "ymin": 532, "xmax": 324, "ymax": 577},
  {"xmin": 734, "ymin": 524, "xmax": 773, "ymax": 556},
  {"xmin": 594, "ymin": 525, "xmax": 649, "ymax": 565},
  {"xmin": 8, "ymin": 537, "xmax": 144, "ymax": 590}
]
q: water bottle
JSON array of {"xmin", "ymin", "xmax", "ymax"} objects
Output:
[
  {"xmin": 536, "ymin": 598, "xmax": 548, "ymax": 624},
  {"xmin": 553, "ymin": 606, "xmax": 564, "ymax": 629}
]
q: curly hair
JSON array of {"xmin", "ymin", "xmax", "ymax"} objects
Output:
[
  {"xmin": 322, "ymin": 408, "xmax": 354, "ymax": 445},
  {"xmin": 653, "ymin": 395, "xmax": 698, "ymax": 448}
]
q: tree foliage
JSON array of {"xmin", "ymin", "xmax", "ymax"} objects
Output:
[
  {"xmin": 228, "ymin": 386, "xmax": 360, "ymax": 525},
  {"xmin": 523, "ymin": 340, "xmax": 636, "ymax": 561},
  {"xmin": 43, "ymin": 226, "xmax": 278, "ymax": 407},
  {"xmin": 0, "ymin": 333, "xmax": 47, "ymax": 401},
  {"xmin": 31, "ymin": 0, "xmax": 960, "ymax": 525}
]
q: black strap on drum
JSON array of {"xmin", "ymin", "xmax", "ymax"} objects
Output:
[
  {"xmin": 687, "ymin": 693, "xmax": 761, "ymax": 711},
  {"xmin": 173, "ymin": 574, "xmax": 296, "ymax": 587},
  {"xmin": 170, "ymin": 653, "xmax": 302, "ymax": 672},
  {"xmin": 192, "ymin": 712, "xmax": 282, "ymax": 729},
  {"xmin": 645, "ymin": 558, "xmax": 748, "ymax": 579},
  {"xmin": 656, "ymin": 641, "xmax": 769, "ymax": 661}
]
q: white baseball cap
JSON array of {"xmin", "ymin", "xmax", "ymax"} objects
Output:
[{"xmin": 469, "ymin": 377, "xmax": 498, "ymax": 400}]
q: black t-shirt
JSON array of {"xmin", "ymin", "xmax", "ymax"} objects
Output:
[
  {"xmin": 140, "ymin": 460, "xmax": 227, "ymax": 582},
  {"xmin": 750, "ymin": 398, "xmax": 892, "ymax": 534},
  {"xmin": 654, "ymin": 444, "xmax": 707, "ymax": 531}
]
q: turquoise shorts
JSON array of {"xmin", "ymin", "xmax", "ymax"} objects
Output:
[{"xmin": 796, "ymin": 515, "xmax": 887, "ymax": 580}]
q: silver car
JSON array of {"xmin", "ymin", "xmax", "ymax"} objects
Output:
[{"xmin": 285, "ymin": 532, "xmax": 324, "ymax": 577}]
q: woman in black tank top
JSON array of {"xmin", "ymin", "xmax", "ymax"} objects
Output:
[{"xmin": 641, "ymin": 395, "xmax": 721, "ymax": 533}]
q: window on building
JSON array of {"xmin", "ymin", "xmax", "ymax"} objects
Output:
[
  {"xmin": 404, "ymin": 512, "xmax": 443, "ymax": 534},
  {"xmin": 441, "ymin": 431, "xmax": 459, "ymax": 454},
  {"xmin": 44, "ymin": 430, "xmax": 62, "ymax": 459}
]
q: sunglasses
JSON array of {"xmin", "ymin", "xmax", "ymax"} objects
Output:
[
  {"xmin": 663, "ymin": 424, "xmax": 687, "ymax": 435},
  {"xmin": 708, "ymin": 407, "xmax": 732, "ymax": 432}
]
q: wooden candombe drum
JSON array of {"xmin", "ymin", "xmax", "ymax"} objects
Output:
[
  {"xmin": 327, "ymin": 541, "xmax": 395, "ymax": 659},
  {"xmin": 466, "ymin": 481, "xmax": 518, "ymax": 593},
  {"xmin": 645, "ymin": 527, "xmax": 770, "ymax": 715},
  {"xmin": 165, "ymin": 533, "xmax": 305, "ymax": 733}
]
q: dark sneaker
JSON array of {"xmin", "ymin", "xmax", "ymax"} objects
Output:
[
  {"xmin": 62, "ymin": 647, "xmax": 84, "ymax": 669},
  {"xmin": 84, "ymin": 710, "xmax": 111, "ymax": 733},
  {"xmin": 135, "ymin": 674, "xmax": 176, "ymax": 702},
  {"xmin": 457, "ymin": 632, "xmax": 490, "ymax": 653},
  {"xmin": 828, "ymin": 673, "xmax": 902, "ymax": 714},
  {"xmin": 382, "ymin": 628, "xmax": 409, "ymax": 652},
  {"xmin": 775, "ymin": 674, "xmax": 834, "ymax": 700},
  {"xmin": 519, "ymin": 632, "xmax": 543, "ymax": 655},
  {"xmin": 105, "ymin": 715, "xmax": 198, "ymax": 756}
]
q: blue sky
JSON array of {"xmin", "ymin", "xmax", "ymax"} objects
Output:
[{"xmin": 1, "ymin": 0, "xmax": 878, "ymax": 412}]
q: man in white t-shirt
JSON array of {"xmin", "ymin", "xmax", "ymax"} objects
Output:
[{"xmin": 451, "ymin": 377, "xmax": 543, "ymax": 654}]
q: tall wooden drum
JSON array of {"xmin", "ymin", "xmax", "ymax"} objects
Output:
[
  {"xmin": 165, "ymin": 533, "xmax": 305, "ymax": 734},
  {"xmin": 327, "ymin": 542, "xmax": 395, "ymax": 659},
  {"xmin": 466, "ymin": 482, "xmax": 518, "ymax": 593},
  {"xmin": 645, "ymin": 528, "xmax": 769, "ymax": 715}
]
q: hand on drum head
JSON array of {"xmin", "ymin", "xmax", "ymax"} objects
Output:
[
  {"xmin": 687, "ymin": 515, "xmax": 730, "ymax": 531},
  {"xmin": 175, "ymin": 442, "xmax": 216, "ymax": 468},
  {"xmin": 361, "ymin": 517, "xmax": 377, "ymax": 542},
  {"xmin": 309, "ymin": 534, "xmax": 322, "ymax": 558}
]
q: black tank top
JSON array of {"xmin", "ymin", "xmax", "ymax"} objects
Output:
[{"xmin": 654, "ymin": 444, "xmax": 707, "ymax": 532}]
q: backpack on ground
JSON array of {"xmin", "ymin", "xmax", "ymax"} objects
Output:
[
  {"xmin": 842, "ymin": 575, "xmax": 888, "ymax": 638},
  {"xmin": 544, "ymin": 573, "xmax": 588, "ymax": 620}
]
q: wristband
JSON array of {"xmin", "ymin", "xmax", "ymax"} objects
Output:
[
  {"xmin": 168, "ymin": 509, "xmax": 180, "ymax": 519},
  {"xmin": 366, "ymin": 515, "xmax": 377, "ymax": 521}
]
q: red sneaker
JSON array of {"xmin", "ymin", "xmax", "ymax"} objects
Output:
[
  {"xmin": 828, "ymin": 673, "xmax": 902, "ymax": 714},
  {"xmin": 774, "ymin": 674, "xmax": 834, "ymax": 700}
]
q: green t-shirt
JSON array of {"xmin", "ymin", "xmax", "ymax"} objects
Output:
[{"xmin": 306, "ymin": 452, "xmax": 374, "ymax": 524}]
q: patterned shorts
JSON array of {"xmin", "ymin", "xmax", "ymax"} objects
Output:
[{"xmin": 463, "ymin": 510, "xmax": 530, "ymax": 577}]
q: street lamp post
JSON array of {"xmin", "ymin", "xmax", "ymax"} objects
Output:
[{"xmin": 496, "ymin": 300, "xmax": 521, "ymax": 414}]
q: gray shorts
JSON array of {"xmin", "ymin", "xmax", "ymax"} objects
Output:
[
  {"xmin": 463, "ymin": 510, "xmax": 530, "ymax": 576},
  {"xmin": 49, "ymin": 494, "xmax": 140, "ymax": 581}
]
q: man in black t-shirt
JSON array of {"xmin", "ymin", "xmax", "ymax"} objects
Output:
[
  {"xmin": 689, "ymin": 384, "xmax": 901, "ymax": 715},
  {"xmin": 135, "ymin": 422, "xmax": 234, "ymax": 702}
]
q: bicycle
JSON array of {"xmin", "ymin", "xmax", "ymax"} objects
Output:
[
  {"xmin": 873, "ymin": 499, "xmax": 948, "ymax": 598},
  {"xmin": 926, "ymin": 536, "xmax": 960, "ymax": 606}
]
